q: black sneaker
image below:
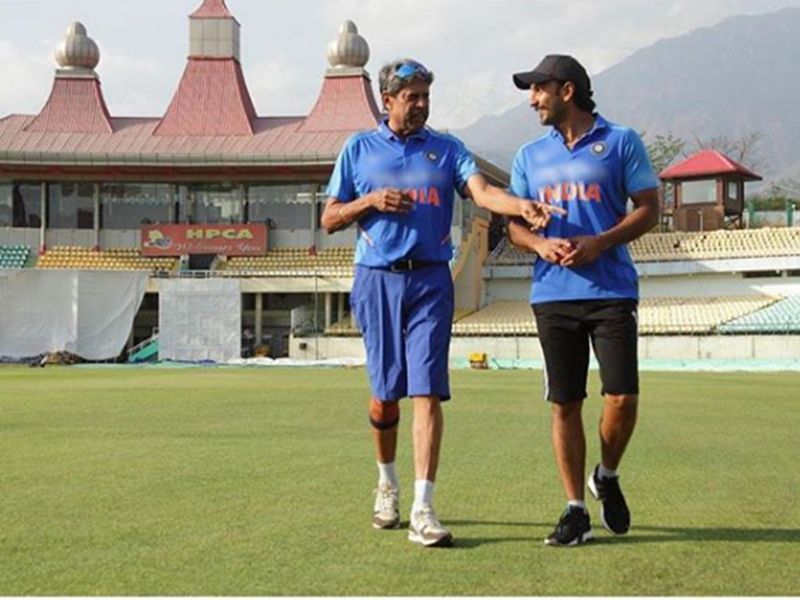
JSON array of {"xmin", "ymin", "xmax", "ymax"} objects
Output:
[
  {"xmin": 587, "ymin": 464, "xmax": 630, "ymax": 534},
  {"xmin": 544, "ymin": 506, "xmax": 594, "ymax": 547}
]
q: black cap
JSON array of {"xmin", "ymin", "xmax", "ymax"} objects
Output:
[{"xmin": 513, "ymin": 54, "xmax": 591, "ymax": 92}]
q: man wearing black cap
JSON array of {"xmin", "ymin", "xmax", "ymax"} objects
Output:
[{"xmin": 507, "ymin": 55, "xmax": 659, "ymax": 546}]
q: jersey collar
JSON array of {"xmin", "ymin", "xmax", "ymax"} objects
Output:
[
  {"xmin": 378, "ymin": 119, "xmax": 429, "ymax": 143},
  {"xmin": 549, "ymin": 113, "xmax": 609, "ymax": 145}
]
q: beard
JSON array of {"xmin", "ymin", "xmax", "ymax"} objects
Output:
[{"xmin": 405, "ymin": 110, "xmax": 428, "ymax": 132}]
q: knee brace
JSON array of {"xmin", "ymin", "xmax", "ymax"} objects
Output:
[{"xmin": 369, "ymin": 397, "xmax": 399, "ymax": 430}]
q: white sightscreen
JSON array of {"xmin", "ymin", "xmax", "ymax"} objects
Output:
[
  {"xmin": 0, "ymin": 269, "xmax": 148, "ymax": 360},
  {"xmin": 158, "ymin": 278, "xmax": 241, "ymax": 362}
]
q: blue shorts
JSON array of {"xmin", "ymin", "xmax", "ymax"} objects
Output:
[{"xmin": 350, "ymin": 263, "xmax": 454, "ymax": 402}]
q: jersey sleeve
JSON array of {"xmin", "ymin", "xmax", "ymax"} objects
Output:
[
  {"xmin": 452, "ymin": 138, "xmax": 480, "ymax": 198},
  {"xmin": 509, "ymin": 148, "xmax": 532, "ymax": 200},
  {"xmin": 325, "ymin": 136, "xmax": 358, "ymax": 202},
  {"xmin": 621, "ymin": 129, "xmax": 659, "ymax": 196}
]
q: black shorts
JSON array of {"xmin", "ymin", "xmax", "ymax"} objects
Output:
[{"xmin": 532, "ymin": 299, "xmax": 639, "ymax": 404}]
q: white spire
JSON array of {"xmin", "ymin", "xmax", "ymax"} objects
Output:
[
  {"xmin": 55, "ymin": 21, "xmax": 100, "ymax": 74},
  {"xmin": 326, "ymin": 20, "xmax": 369, "ymax": 70}
]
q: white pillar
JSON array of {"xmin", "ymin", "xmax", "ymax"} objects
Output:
[
  {"xmin": 255, "ymin": 292, "xmax": 263, "ymax": 343},
  {"xmin": 324, "ymin": 292, "xmax": 332, "ymax": 329},
  {"xmin": 93, "ymin": 182, "xmax": 100, "ymax": 250},
  {"xmin": 39, "ymin": 182, "xmax": 47, "ymax": 253}
]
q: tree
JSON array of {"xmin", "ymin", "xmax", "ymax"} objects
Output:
[
  {"xmin": 643, "ymin": 132, "xmax": 686, "ymax": 175},
  {"xmin": 691, "ymin": 131, "xmax": 764, "ymax": 173},
  {"xmin": 748, "ymin": 178, "xmax": 800, "ymax": 210}
]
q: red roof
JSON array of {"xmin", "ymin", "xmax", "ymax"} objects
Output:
[
  {"xmin": 659, "ymin": 149, "xmax": 762, "ymax": 181},
  {"xmin": 25, "ymin": 77, "xmax": 113, "ymax": 134},
  {"xmin": 155, "ymin": 58, "xmax": 257, "ymax": 136},
  {"xmin": 300, "ymin": 74, "xmax": 381, "ymax": 132},
  {"xmin": 190, "ymin": 0, "xmax": 233, "ymax": 19},
  {"xmin": 0, "ymin": 113, "xmax": 357, "ymax": 166},
  {"xmin": 0, "ymin": 68, "xmax": 384, "ymax": 166}
]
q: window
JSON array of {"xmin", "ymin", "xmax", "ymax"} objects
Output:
[
  {"xmin": 0, "ymin": 183, "xmax": 11, "ymax": 227},
  {"xmin": 101, "ymin": 183, "xmax": 172, "ymax": 229},
  {"xmin": 248, "ymin": 184, "xmax": 313, "ymax": 229},
  {"xmin": 662, "ymin": 182, "xmax": 676, "ymax": 211},
  {"xmin": 182, "ymin": 183, "xmax": 244, "ymax": 224},
  {"xmin": 726, "ymin": 181, "xmax": 740, "ymax": 202},
  {"xmin": 681, "ymin": 179, "xmax": 716, "ymax": 206},
  {"xmin": 0, "ymin": 182, "xmax": 42, "ymax": 228},
  {"xmin": 48, "ymin": 182, "xmax": 95, "ymax": 229}
]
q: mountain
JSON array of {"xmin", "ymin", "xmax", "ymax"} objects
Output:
[{"xmin": 456, "ymin": 7, "xmax": 800, "ymax": 184}]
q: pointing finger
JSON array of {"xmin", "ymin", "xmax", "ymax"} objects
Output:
[{"xmin": 542, "ymin": 203, "xmax": 567, "ymax": 215}]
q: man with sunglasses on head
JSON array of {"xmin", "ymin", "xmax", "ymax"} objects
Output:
[
  {"xmin": 321, "ymin": 58, "xmax": 562, "ymax": 548},
  {"xmin": 506, "ymin": 55, "xmax": 659, "ymax": 547}
]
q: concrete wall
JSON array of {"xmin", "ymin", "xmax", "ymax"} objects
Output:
[
  {"xmin": 291, "ymin": 334, "xmax": 800, "ymax": 362},
  {"xmin": 639, "ymin": 273, "xmax": 800, "ymax": 298},
  {"xmin": 0, "ymin": 227, "xmax": 40, "ymax": 249},
  {"xmin": 45, "ymin": 229, "xmax": 94, "ymax": 248},
  {"xmin": 639, "ymin": 335, "xmax": 800, "ymax": 360},
  {"xmin": 316, "ymin": 228, "xmax": 356, "ymax": 250},
  {"xmin": 486, "ymin": 272, "xmax": 800, "ymax": 302},
  {"xmin": 99, "ymin": 229, "xmax": 139, "ymax": 248},
  {"xmin": 289, "ymin": 335, "xmax": 365, "ymax": 361}
]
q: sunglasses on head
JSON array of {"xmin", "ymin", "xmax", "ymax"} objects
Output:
[{"xmin": 393, "ymin": 60, "xmax": 430, "ymax": 80}]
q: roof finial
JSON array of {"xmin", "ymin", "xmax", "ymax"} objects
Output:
[
  {"xmin": 55, "ymin": 21, "xmax": 100, "ymax": 73},
  {"xmin": 190, "ymin": 0, "xmax": 233, "ymax": 19},
  {"xmin": 326, "ymin": 20, "xmax": 369, "ymax": 70}
]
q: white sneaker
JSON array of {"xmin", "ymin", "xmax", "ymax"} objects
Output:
[
  {"xmin": 373, "ymin": 482, "xmax": 400, "ymax": 529},
  {"xmin": 408, "ymin": 504, "xmax": 453, "ymax": 547}
]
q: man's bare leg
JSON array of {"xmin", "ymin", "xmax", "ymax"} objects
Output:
[
  {"xmin": 552, "ymin": 400, "xmax": 586, "ymax": 502},
  {"xmin": 407, "ymin": 395, "xmax": 452, "ymax": 546},
  {"xmin": 370, "ymin": 398, "xmax": 400, "ymax": 529}
]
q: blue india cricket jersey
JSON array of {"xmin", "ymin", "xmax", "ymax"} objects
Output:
[
  {"xmin": 510, "ymin": 115, "xmax": 659, "ymax": 304},
  {"xmin": 326, "ymin": 120, "xmax": 479, "ymax": 268}
]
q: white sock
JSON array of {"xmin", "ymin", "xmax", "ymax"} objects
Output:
[
  {"xmin": 377, "ymin": 462, "xmax": 398, "ymax": 488},
  {"xmin": 412, "ymin": 479, "xmax": 434, "ymax": 512},
  {"xmin": 567, "ymin": 499, "xmax": 587, "ymax": 511},
  {"xmin": 598, "ymin": 464, "xmax": 618, "ymax": 479}
]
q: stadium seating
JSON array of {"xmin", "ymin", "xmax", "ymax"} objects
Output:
[
  {"xmin": 452, "ymin": 300, "xmax": 538, "ymax": 336},
  {"xmin": 36, "ymin": 246, "xmax": 177, "ymax": 273},
  {"xmin": 449, "ymin": 296, "xmax": 780, "ymax": 336},
  {"xmin": 629, "ymin": 228, "xmax": 800, "ymax": 262},
  {"xmin": 637, "ymin": 295, "xmax": 779, "ymax": 334},
  {"xmin": 0, "ymin": 244, "xmax": 30, "ymax": 269},
  {"xmin": 718, "ymin": 296, "xmax": 800, "ymax": 334},
  {"xmin": 324, "ymin": 313, "xmax": 359, "ymax": 336},
  {"xmin": 324, "ymin": 297, "xmax": 784, "ymax": 337},
  {"xmin": 485, "ymin": 239, "xmax": 535, "ymax": 266},
  {"xmin": 224, "ymin": 247, "xmax": 354, "ymax": 277},
  {"xmin": 486, "ymin": 228, "xmax": 800, "ymax": 265}
]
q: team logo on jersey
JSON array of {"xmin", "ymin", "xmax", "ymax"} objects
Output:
[
  {"xmin": 590, "ymin": 142, "xmax": 608, "ymax": 157},
  {"xmin": 425, "ymin": 151, "xmax": 439, "ymax": 162}
]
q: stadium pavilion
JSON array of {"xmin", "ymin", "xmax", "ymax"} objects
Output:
[
  {"xmin": 1, "ymin": 0, "xmax": 799, "ymax": 364},
  {"xmin": 0, "ymin": 0, "xmax": 505, "ymax": 361}
]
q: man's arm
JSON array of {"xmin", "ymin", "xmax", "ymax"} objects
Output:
[
  {"xmin": 320, "ymin": 189, "xmax": 414, "ymax": 234},
  {"xmin": 464, "ymin": 173, "xmax": 565, "ymax": 230},
  {"xmin": 560, "ymin": 188, "xmax": 659, "ymax": 268},
  {"xmin": 507, "ymin": 217, "xmax": 573, "ymax": 264}
]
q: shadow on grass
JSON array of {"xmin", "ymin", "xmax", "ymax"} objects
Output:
[
  {"xmin": 604, "ymin": 525, "xmax": 800, "ymax": 545},
  {"xmin": 445, "ymin": 520, "xmax": 800, "ymax": 548},
  {"xmin": 446, "ymin": 520, "xmax": 546, "ymax": 549}
]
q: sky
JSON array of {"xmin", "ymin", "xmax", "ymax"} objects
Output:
[{"xmin": 2, "ymin": 0, "xmax": 800, "ymax": 130}]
